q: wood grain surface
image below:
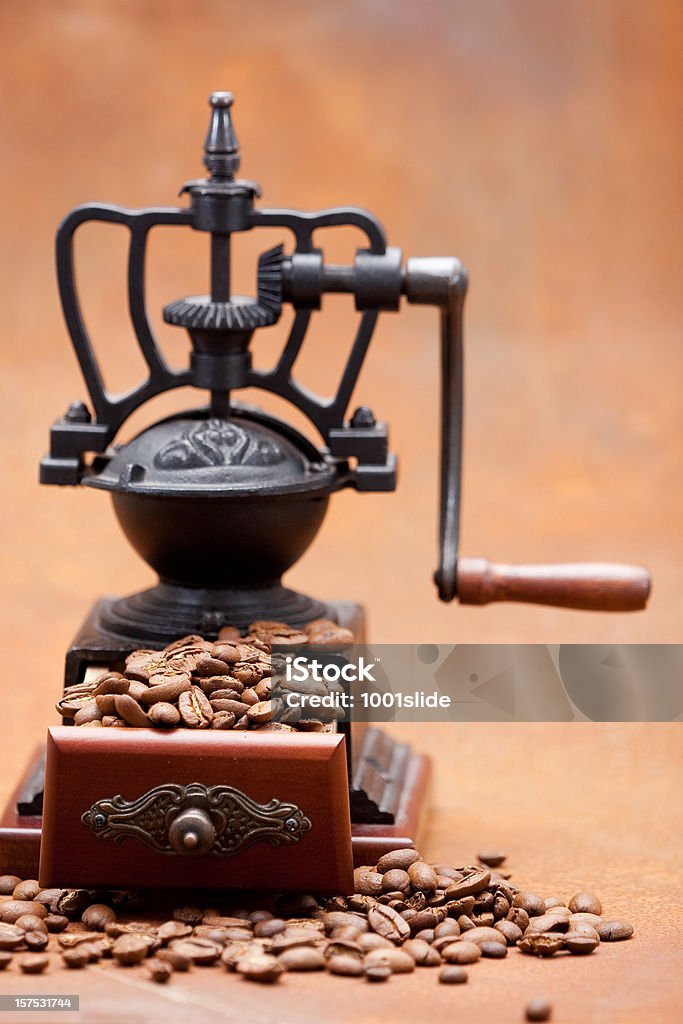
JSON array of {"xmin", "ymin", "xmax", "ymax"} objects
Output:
[{"xmin": 0, "ymin": 2, "xmax": 681, "ymax": 1019}]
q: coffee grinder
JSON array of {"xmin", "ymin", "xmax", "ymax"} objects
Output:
[{"xmin": 0, "ymin": 93, "xmax": 650, "ymax": 889}]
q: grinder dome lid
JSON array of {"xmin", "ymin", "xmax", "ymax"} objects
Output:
[{"xmin": 84, "ymin": 411, "xmax": 337, "ymax": 498}]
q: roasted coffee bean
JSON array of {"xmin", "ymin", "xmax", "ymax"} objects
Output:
[
  {"xmin": 358, "ymin": 933, "xmax": 393, "ymax": 953},
  {"xmin": 58, "ymin": 931, "xmax": 102, "ymax": 948},
  {"xmin": 473, "ymin": 891, "xmax": 494, "ymax": 912},
  {"xmin": 402, "ymin": 939, "xmax": 441, "ymax": 965},
  {"xmin": 367, "ymin": 904, "xmax": 410, "ymax": 944},
  {"xmin": 354, "ymin": 868, "xmax": 383, "ymax": 896},
  {"xmin": 14, "ymin": 914, "xmax": 47, "ymax": 933},
  {"xmin": 157, "ymin": 948, "xmax": 191, "ymax": 971},
  {"xmin": 439, "ymin": 965, "xmax": 468, "ymax": 984},
  {"xmin": 73, "ymin": 703, "xmax": 103, "ymax": 725},
  {"xmin": 518, "ymin": 933, "xmax": 565, "ymax": 957},
  {"xmin": 445, "ymin": 895, "xmax": 476, "ymax": 918},
  {"xmin": 148, "ymin": 702, "xmax": 181, "ymax": 727},
  {"xmin": 92, "ymin": 672, "xmax": 129, "ymax": 696},
  {"xmin": 125, "ymin": 650, "xmax": 169, "ymax": 682},
  {"xmin": 114, "ymin": 694, "xmax": 150, "ymax": 727},
  {"xmin": 12, "ymin": 879, "xmax": 41, "ymax": 902},
  {"xmin": 178, "ymin": 686, "xmax": 213, "ymax": 728},
  {"xmin": 365, "ymin": 962, "xmax": 391, "ymax": 982},
  {"xmin": 495, "ymin": 919, "xmax": 523, "ymax": 945},
  {"xmin": 596, "ymin": 919, "xmax": 634, "ymax": 941},
  {"xmin": 408, "ymin": 910, "xmax": 443, "ymax": 935},
  {"xmin": 253, "ymin": 918, "xmax": 285, "ymax": 938},
  {"xmin": 57, "ymin": 692, "xmax": 98, "ymax": 718},
  {"xmin": 0, "ymin": 901, "xmax": 47, "ymax": 924},
  {"xmin": 414, "ymin": 929, "xmax": 435, "ymax": 943},
  {"xmin": 25, "ymin": 930, "xmax": 49, "ymax": 951},
  {"xmin": 445, "ymin": 868, "xmax": 491, "ymax": 899},
  {"xmin": 210, "ymin": 698, "xmax": 249, "ymax": 717},
  {"xmin": 279, "ymin": 946, "xmax": 326, "ymax": 971},
  {"xmin": 434, "ymin": 918, "xmax": 460, "ymax": 939},
  {"xmin": 567, "ymin": 922, "xmax": 600, "ymax": 939},
  {"xmin": 0, "ymin": 876, "xmax": 21, "ymax": 896},
  {"xmin": 376, "ymin": 849, "xmax": 421, "ymax": 874},
  {"xmin": 441, "ymin": 941, "xmax": 482, "ymax": 964},
  {"xmin": 113, "ymin": 934, "xmax": 152, "ymax": 965},
  {"xmin": 324, "ymin": 939, "xmax": 363, "ymax": 961},
  {"xmin": 564, "ymin": 932, "xmax": 599, "ymax": 954},
  {"xmin": 570, "ymin": 912, "xmax": 603, "ymax": 928},
  {"xmin": 62, "ymin": 948, "xmax": 89, "ymax": 969},
  {"xmin": 364, "ymin": 947, "xmax": 415, "ymax": 973},
  {"xmin": 526, "ymin": 914, "xmax": 570, "ymax": 934},
  {"xmin": 18, "ymin": 952, "xmax": 49, "ymax": 974},
  {"xmin": 479, "ymin": 940, "xmax": 507, "ymax": 958},
  {"xmin": 146, "ymin": 957, "xmax": 172, "ymax": 983},
  {"xmin": 0, "ymin": 951, "xmax": 12, "ymax": 970},
  {"xmin": 507, "ymin": 907, "xmax": 530, "ymax": 931},
  {"xmin": 458, "ymin": 915, "xmax": 475, "ymax": 932},
  {"xmin": 222, "ymin": 927, "xmax": 253, "ymax": 942},
  {"xmin": 462, "ymin": 926, "xmax": 507, "ymax": 947},
  {"xmin": 329, "ymin": 925, "xmax": 362, "ymax": 943},
  {"xmin": 408, "ymin": 861, "xmax": 438, "ymax": 891},
  {"xmin": 381, "ymin": 869, "xmax": 411, "ymax": 893},
  {"xmin": 236, "ymin": 952, "xmax": 283, "ymax": 983},
  {"xmin": 568, "ymin": 892, "xmax": 602, "ymax": 916},
  {"xmin": 0, "ymin": 923, "xmax": 25, "ymax": 950},
  {"xmin": 34, "ymin": 888, "xmax": 65, "ymax": 910},
  {"xmin": 327, "ymin": 955, "xmax": 364, "ymax": 976},
  {"xmin": 194, "ymin": 654, "xmax": 232, "ymax": 678},
  {"xmin": 432, "ymin": 935, "xmax": 464, "ymax": 955},
  {"xmin": 471, "ymin": 912, "xmax": 495, "ymax": 927},
  {"xmin": 526, "ymin": 998, "xmax": 553, "ymax": 1021},
  {"xmin": 169, "ymin": 938, "xmax": 221, "ymax": 965},
  {"xmin": 323, "ymin": 911, "xmax": 366, "ymax": 934},
  {"xmin": 95, "ymin": 695, "xmax": 117, "ymax": 715},
  {"xmin": 140, "ymin": 677, "xmax": 191, "ymax": 705},
  {"xmin": 512, "ymin": 892, "xmax": 546, "ymax": 917},
  {"xmin": 271, "ymin": 930, "xmax": 322, "ymax": 955},
  {"xmin": 173, "ymin": 907, "xmax": 203, "ymax": 926},
  {"xmin": 82, "ymin": 904, "xmax": 117, "ymax": 931},
  {"xmin": 214, "ymin": 640, "xmax": 240, "ymax": 662},
  {"xmin": 544, "ymin": 897, "xmax": 565, "ymax": 911},
  {"xmin": 477, "ymin": 850, "xmax": 506, "ymax": 867},
  {"xmin": 247, "ymin": 700, "xmax": 272, "ymax": 724}
]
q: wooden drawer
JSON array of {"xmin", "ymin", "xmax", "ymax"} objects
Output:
[{"xmin": 40, "ymin": 727, "xmax": 353, "ymax": 892}]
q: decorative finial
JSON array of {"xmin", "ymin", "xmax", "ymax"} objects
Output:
[{"xmin": 204, "ymin": 91, "xmax": 240, "ymax": 179}]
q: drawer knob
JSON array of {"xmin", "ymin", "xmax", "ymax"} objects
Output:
[{"xmin": 168, "ymin": 807, "xmax": 216, "ymax": 856}]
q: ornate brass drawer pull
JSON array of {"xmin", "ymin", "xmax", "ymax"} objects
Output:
[{"xmin": 81, "ymin": 782, "xmax": 311, "ymax": 857}]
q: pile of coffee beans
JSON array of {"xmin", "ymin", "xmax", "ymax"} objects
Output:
[
  {"xmin": 0, "ymin": 848, "xmax": 633, "ymax": 1006},
  {"xmin": 57, "ymin": 621, "xmax": 353, "ymax": 732}
]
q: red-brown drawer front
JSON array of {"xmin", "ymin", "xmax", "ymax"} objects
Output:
[{"xmin": 40, "ymin": 727, "xmax": 353, "ymax": 893}]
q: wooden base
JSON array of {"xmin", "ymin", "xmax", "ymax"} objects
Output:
[{"xmin": 0, "ymin": 743, "xmax": 430, "ymax": 879}]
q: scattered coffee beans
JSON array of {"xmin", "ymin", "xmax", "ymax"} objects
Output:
[{"xmin": 0, "ymin": 847, "xmax": 634, "ymax": 1002}]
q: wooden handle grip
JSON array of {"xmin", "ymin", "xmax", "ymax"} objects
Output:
[{"xmin": 456, "ymin": 559, "xmax": 651, "ymax": 612}]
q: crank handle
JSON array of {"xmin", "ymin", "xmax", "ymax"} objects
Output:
[{"xmin": 456, "ymin": 558, "xmax": 651, "ymax": 612}]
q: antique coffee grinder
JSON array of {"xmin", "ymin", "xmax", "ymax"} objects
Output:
[{"xmin": 1, "ymin": 93, "xmax": 650, "ymax": 888}]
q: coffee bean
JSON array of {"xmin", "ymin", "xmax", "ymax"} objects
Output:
[
  {"xmin": 211, "ymin": 711, "xmax": 236, "ymax": 730},
  {"xmin": 18, "ymin": 953, "xmax": 49, "ymax": 974},
  {"xmin": 34, "ymin": 889, "xmax": 65, "ymax": 911},
  {"xmin": 408, "ymin": 861, "xmax": 438, "ymax": 891},
  {"xmin": 169, "ymin": 938, "xmax": 221, "ymax": 965},
  {"xmin": 495, "ymin": 920, "xmax": 523, "ymax": 945},
  {"xmin": 434, "ymin": 919, "xmax": 460, "ymax": 939},
  {"xmin": 445, "ymin": 868, "xmax": 491, "ymax": 900},
  {"xmin": 62, "ymin": 948, "xmax": 89, "ymax": 969},
  {"xmin": 568, "ymin": 893, "xmax": 602, "ymax": 916},
  {"xmin": 359, "ymin": 933, "xmax": 393, "ymax": 952},
  {"xmin": 328, "ymin": 955, "xmax": 365, "ymax": 976},
  {"xmin": 278, "ymin": 946, "xmax": 326, "ymax": 971},
  {"xmin": 14, "ymin": 914, "xmax": 47, "ymax": 933},
  {"xmin": 463, "ymin": 926, "xmax": 507, "ymax": 947},
  {"xmin": 376, "ymin": 849, "xmax": 421, "ymax": 874},
  {"xmin": 114, "ymin": 693, "xmax": 150, "ymax": 727},
  {"xmin": 512, "ymin": 892, "xmax": 546, "ymax": 917},
  {"xmin": 148, "ymin": 702, "xmax": 181, "ymax": 727},
  {"xmin": 331, "ymin": 925, "xmax": 363, "ymax": 942},
  {"xmin": 441, "ymin": 941, "xmax": 481, "ymax": 964},
  {"xmin": 13, "ymin": 880, "xmax": 41, "ymax": 901},
  {"xmin": 402, "ymin": 939, "xmax": 441, "ymax": 965},
  {"xmin": 518, "ymin": 933, "xmax": 565, "ymax": 957},
  {"xmin": 354, "ymin": 868, "xmax": 383, "ymax": 896},
  {"xmin": 178, "ymin": 686, "xmax": 213, "ymax": 728},
  {"xmin": 0, "ymin": 876, "xmax": 21, "ymax": 896},
  {"xmin": 596, "ymin": 919, "xmax": 634, "ymax": 941},
  {"xmin": 564, "ymin": 932, "xmax": 599, "ymax": 954},
  {"xmin": 157, "ymin": 948, "xmax": 191, "ymax": 971},
  {"xmin": 247, "ymin": 700, "xmax": 272, "ymax": 725},
  {"xmin": 113, "ymin": 934, "xmax": 151, "ymax": 965},
  {"xmin": 367, "ymin": 904, "xmax": 410, "ymax": 944},
  {"xmin": 408, "ymin": 910, "xmax": 443, "ymax": 935},
  {"xmin": 173, "ymin": 907, "xmax": 203, "ymax": 926},
  {"xmin": 364, "ymin": 948, "xmax": 415, "ymax": 973},
  {"xmin": 58, "ymin": 931, "xmax": 102, "ymax": 948},
  {"xmin": 544, "ymin": 897, "xmax": 565, "ymax": 911},
  {"xmin": 477, "ymin": 851, "xmax": 506, "ymax": 867},
  {"xmin": 439, "ymin": 965, "xmax": 468, "ymax": 984},
  {"xmin": 145, "ymin": 957, "xmax": 172, "ymax": 983},
  {"xmin": 570, "ymin": 912, "xmax": 603, "ymax": 928},
  {"xmin": 365, "ymin": 962, "xmax": 391, "ymax": 982},
  {"xmin": 0, "ymin": 901, "xmax": 47, "ymax": 924},
  {"xmin": 525, "ymin": 998, "xmax": 552, "ymax": 1021},
  {"xmin": 236, "ymin": 952, "xmax": 283, "ymax": 983},
  {"xmin": 254, "ymin": 918, "xmax": 285, "ymax": 938},
  {"xmin": 507, "ymin": 907, "xmax": 530, "ymax": 931},
  {"xmin": 82, "ymin": 904, "xmax": 117, "ymax": 931},
  {"xmin": 25, "ymin": 930, "xmax": 49, "ymax": 951},
  {"xmin": 323, "ymin": 912, "xmax": 366, "ymax": 934},
  {"xmin": 381, "ymin": 869, "xmax": 411, "ymax": 893},
  {"xmin": 480, "ymin": 940, "xmax": 507, "ymax": 958},
  {"xmin": 0, "ymin": 923, "xmax": 25, "ymax": 950},
  {"xmin": 525, "ymin": 914, "xmax": 569, "ymax": 934}
]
